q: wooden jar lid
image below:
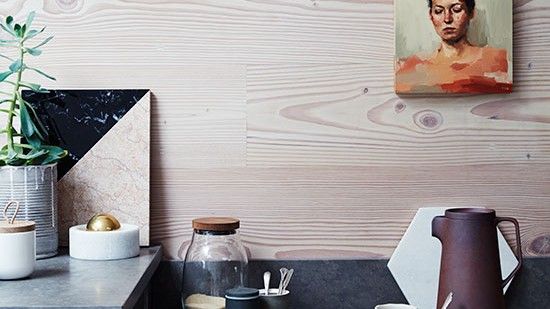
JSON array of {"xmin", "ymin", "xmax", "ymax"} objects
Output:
[
  {"xmin": 192, "ymin": 217, "xmax": 240, "ymax": 231},
  {"xmin": 0, "ymin": 220, "xmax": 35, "ymax": 233}
]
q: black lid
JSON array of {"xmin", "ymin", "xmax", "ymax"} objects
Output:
[{"xmin": 225, "ymin": 287, "xmax": 259, "ymax": 299}]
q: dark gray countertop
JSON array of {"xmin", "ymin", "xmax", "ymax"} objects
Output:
[
  {"xmin": 152, "ymin": 257, "xmax": 550, "ymax": 309},
  {"xmin": 0, "ymin": 246, "xmax": 162, "ymax": 309}
]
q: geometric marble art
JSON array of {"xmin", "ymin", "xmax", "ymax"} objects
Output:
[
  {"xmin": 23, "ymin": 90, "xmax": 150, "ymax": 246},
  {"xmin": 387, "ymin": 207, "xmax": 518, "ymax": 309}
]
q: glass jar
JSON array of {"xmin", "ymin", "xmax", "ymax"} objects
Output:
[{"xmin": 182, "ymin": 217, "xmax": 248, "ymax": 309}]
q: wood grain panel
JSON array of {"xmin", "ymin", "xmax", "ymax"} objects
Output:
[
  {"xmin": 0, "ymin": 0, "xmax": 392, "ymax": 65},
  {"xmin": 0, "ymin": 0, "xmax": 549, "ymax": 260},
  {"xmin": 35, "ymin": 65, "xmax": 247, "ymax": 169},
  {"xmin": 247, "ymin": 64, "xmax": 550, "ymax": 166},
  {"xmin": 0, "ymin": 0, "xmax": 543, "ymax": 65},
  {"xmin": 151, "ymin": 164, "xmax": 550, "ymax": 259}
]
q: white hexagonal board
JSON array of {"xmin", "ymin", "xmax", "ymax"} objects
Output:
[{"xmin": 387, "ymin": 207, "xmax": 519, "ymax": 309}]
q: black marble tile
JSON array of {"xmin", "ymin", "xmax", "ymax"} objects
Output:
[
  {"xmin": 151, "ymin": 258, "xmax": 550, "ymax": 309},
  {"xmin": 22, "ymin": 89, "xmax": 149, "ymax": 178}
]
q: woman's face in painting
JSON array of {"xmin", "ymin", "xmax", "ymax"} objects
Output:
[{"xmin": 430, "ymin": 0, "xmax": 473, "ymax": 43}]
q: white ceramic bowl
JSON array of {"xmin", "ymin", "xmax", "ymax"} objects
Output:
[{"xmin": 0, "ymin": 230, "xmax": 35, "ymax": 280}]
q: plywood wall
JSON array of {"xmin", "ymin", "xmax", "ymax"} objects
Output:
[{"xmin": 1, "ymin": 0, "xmax": 549, "ymax": 260}]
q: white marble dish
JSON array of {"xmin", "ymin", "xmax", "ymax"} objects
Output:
[{"xmin": 69, "ymin": 224, "xmax": 139, "ymax": 260}]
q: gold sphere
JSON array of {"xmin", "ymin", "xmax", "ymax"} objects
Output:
[{"xmin": 86, "ymin": 213, "xmax": 121, "ymax": 231}]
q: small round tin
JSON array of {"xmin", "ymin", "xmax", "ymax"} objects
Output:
[{"xmin": 225, "ymin": 287, "xmax": 260, "ymax": 309}]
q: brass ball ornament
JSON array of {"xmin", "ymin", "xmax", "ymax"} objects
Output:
[{"xmin": 86, "ymin": 213, "xmax": 121, "ymax": 231}]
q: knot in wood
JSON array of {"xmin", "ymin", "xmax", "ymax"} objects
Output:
[
  {"xmin": 394, "ymin": 102, "xmax": 406, "ymax": 113},
  {"xmin": 414, "ymin": 110, "xmax": 443, "ymax": 130},
  {"xmin": 56, "ymin": 0, "xmax": 80, "ymax": 10},
  {"xmin": 528, "ymin": 235, "xmax": 550, "ymax": 255}
]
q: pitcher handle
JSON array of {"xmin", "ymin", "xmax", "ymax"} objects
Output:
[{"xmin": 496, "ymin": 217, "xmax": 523, "ymax": 288}]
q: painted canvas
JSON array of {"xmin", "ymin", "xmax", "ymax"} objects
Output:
[{"xmin": 395, "ymin": 0, "xmax": 513, "ymax": 95}]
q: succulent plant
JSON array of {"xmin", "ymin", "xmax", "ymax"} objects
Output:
[{"xmin": 0, "ymin": 11, "xmax": 66, "ymax": 166}]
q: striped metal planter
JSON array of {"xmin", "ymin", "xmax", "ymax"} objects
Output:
[{"xmin": 0, "ymin": 164, "xmax": 58, "ymax": 259}]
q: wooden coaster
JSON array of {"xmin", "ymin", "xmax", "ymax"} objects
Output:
[{"xmin": 0, "ymin": 221, "xmax": 35, "ymax": 233}]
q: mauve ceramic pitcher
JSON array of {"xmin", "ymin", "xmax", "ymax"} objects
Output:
[{"xmin": 432, "ymin": 208, "xmax": 522, "ymax": 309}]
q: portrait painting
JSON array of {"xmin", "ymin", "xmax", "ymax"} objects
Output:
[{"xmin": 395, "ymin": 0, "xmax": 513, "ymax": 95}]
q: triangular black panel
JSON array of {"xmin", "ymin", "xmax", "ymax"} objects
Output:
[{"xmin": 22, "ymin": 89, "xmax": 149, "ymax": 179}]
